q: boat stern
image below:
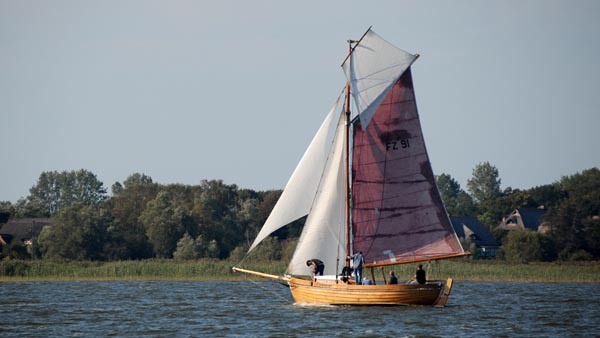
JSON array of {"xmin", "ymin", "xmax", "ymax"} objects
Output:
[{"xmin": 433, "ymin": 278, "xmax": 454, "ymax": 307}]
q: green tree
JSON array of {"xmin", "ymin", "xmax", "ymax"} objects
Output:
[
  {"xmin": 251, "ymin": 236, "xmax": 282, "ymax": 261},
  {"xmin": 255, "ymin": 189, "xmax": 304, "ymax": 240},
  {"xmin": 258, "ymin": 190, "xmax": 281, "ymax": 224},
  {"xmin": 27, "ymin": 169, "xmax": 107, "ymax": 217},
  {"xmin": 38, "ymin": 203, "xmax": 110, "ymax": 260},
  {"xmin": 236, "ymin": 198, "xmax": 261, "ymax": 247},
  {"xmin": 12, "ymin": 198, "xmax": 45, "ymax": 218},
  {"xmin": 583, "ymin": 217, "xmax": 600, "ymax": 257},
  {"xmin": 173, "ymin": 232, "xmax": 221, "ymax": 259},
  {"xmin": 482, "ymin": 189, "xmax": 535, "ymax": 225},
  {"xmin": 140, "ymin": 191, "xmax": 188, "ymax": 258},
  {"xmin": 206, "ymin": 239, "xmax": 220, "ymax": 258},
  {"xmin": 191, "ymin": 180, "xmax": 242, "ymax": 258},
  {"xmin": 558, "ymin": 167, "xmax": 600, "ymax": 200},
  {"xmin": 502, "ymin": 229, "xmax": 544, "ymax": 263},
  {"xmin": 281, "ymin": 238, "xmax": 299, "ymax": 262},
  {"xmin": 0, "ymin": 201, "xmax": 14, "ymax": 223},
  {"xmin": 2, "ymin": 241, "xmax": 30, "ymax": 259},
  {"xmin": 467, "ymin": 162, "xmax": 501, "ymax": 204},
  {"xmin": 526, "ymin": 184, "xmax": 566, "ymax": 210},
  {"xmin": 105, "ymin": 173, "xmax": 158, "ymax": 260},
  {"xmin": 173, "ymin": 233, "xmax": 200, "ymax": 260},
  {"xmin": 546, "ymin": 168, "xmax": 600, "ymax": 260},
  {"xmin": 228, "ymin": 245, "xmax": 246, "ymax": 261},
  {"xmin": 436, "ymin": 173, "xmax": 476, "ymax": 217},
  {"xmin": 437, "ymin": 173, "xmax": 461, "ymax": 199}
]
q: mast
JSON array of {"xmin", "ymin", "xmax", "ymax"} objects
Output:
[
  {"xmin": 343, "ymin": 28, "xmax": 372, "ymax": 268},
  {"xmin": 344, "ymin": 39, "xmax": 353, "ymax": 268}
]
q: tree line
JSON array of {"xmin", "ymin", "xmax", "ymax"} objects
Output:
[
  {"xmin": 0, "ymin": 171, "xmax": 302, "ymax": 262},
  {"xmin": 438, "ymin": 163, "xmax": 599, "ymax": 262},
  {"xmin": 1, "ymin": 165, "xmax": 599, "ymax": 263}
]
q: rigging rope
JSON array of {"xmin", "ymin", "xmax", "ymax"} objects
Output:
[
  {"xmin": 245, "ymin": 277, "xmax": 290, "ymax": 303},
  {"xmin": 234, "ymin": 244, "xmax": 289, "ymax": 303}
]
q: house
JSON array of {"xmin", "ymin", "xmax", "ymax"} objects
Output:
[
  {"xmin": 499, "ymin": 207, "xmax": 549, "ymax": 234},
  {"xmin": 450, "ymin": 217, "xmax": 500, "ymax": 258},
  {"xmin": 0, "ymin": 218, "xmax": 52, "ymax": 247}
]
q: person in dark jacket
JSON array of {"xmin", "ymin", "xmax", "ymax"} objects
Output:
[
  {"xmin": 415, "ymin": 264, "xmax": 426, "ymax": 284},
  {"xmin": 306, "ymin": 259, "xmax": 324, "ymax": 279},
  {"xmin": 388, "ymin": 271, "xmax": 398, "ymax": 284},
  {"xmin": 340, "ymin": 263, "xmax": 353, "ymax": 283}
]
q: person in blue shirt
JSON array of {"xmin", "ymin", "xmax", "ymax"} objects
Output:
[{"xmin": 348, "ymin": 251, "xmax": 364, "ymax": 284}]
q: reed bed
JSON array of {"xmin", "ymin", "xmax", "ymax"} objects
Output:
[
  {"xmin": 0, "ymin": 259, "xmax": 284, "ymax": 282},
  {"xmin": 384, "ymin": 260, "xmax": 600, "ymax": 283},
  {"xmin": 1, "ymin": 259, "xmax": 598, "ymax": 283}
]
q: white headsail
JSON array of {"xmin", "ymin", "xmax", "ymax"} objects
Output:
[
  {"xmin": 287, "ymin": 110, "xmax": 346, "ymax": 276},
  {"xmin": 342, "ymin": 29, "xmax": 418, "ymax": 128},
  {"xmin": 248, "ymin": 95, "xmax": 342, "ymax": 252}
]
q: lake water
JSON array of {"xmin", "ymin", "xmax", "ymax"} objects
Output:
[{"xmin": 2, "ymin": 280, "xmax": 599, "ymax": 337}]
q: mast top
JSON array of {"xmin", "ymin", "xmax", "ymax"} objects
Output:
[{"xmin": 341, "ymin": 26, "xmax": 373, "ymax": 67}]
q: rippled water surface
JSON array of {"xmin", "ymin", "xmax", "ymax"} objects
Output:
[{"xmin": 3, "ymin": 280, "xmax": 599, "ymax": 337}]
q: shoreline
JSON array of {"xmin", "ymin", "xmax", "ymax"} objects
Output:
[
  {"xmin": 1, "ymin": 259, "xmax": 599, "ymax": 283},
  {"xmin": 2, "ymin": 276, "xmax": 599, "ymax": 283}
]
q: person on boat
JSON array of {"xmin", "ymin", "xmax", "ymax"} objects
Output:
[
  {"xmin": 306, "ymin": 259, "xmax": 324, "ymax": 278},
  {"xmin": 415, "ymin": 264, "xmax": 426, "ymax": 284},
  {"xmin": 362, "ymin": 277, "xmax": 373, "ymax": 285},
  {"xmin": 348, "ymin": 251, "xmax": 364, "ymax": 284},
  {"xmin": 388, "ymin": 271, "xmax": 398, "ymax": 284},
  {"xmin": 340, "ymin": 264, "xmax": 353, "ymax": 283}
]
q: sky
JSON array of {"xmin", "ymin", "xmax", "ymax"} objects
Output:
[{"xmin": 1, "ymin": 0, "xmax": 599, "ymax": 203}]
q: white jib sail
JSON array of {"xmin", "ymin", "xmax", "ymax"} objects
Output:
[
  {"xmin": 248, "ymin": 95, "xmax": 342, "ymax": 253},
  {"xmin": 287, "ymin": 110, "xmax": 346, "ymax": 276},
  {"xmin": 342, "ymin": 29, "xmax": 417, "ymax": 128}
]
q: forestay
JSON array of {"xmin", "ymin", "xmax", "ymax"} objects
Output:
[{"xmin": 248, "ymin": 96, "xmax": 341, "ymax": 253}]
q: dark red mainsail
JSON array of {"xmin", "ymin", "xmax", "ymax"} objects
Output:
[{"xmin": 351, "ymin": 68, "xmax": 464, "ymax": 266}]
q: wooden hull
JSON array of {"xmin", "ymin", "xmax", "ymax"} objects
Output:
[{"xmin": 288, "ymin": 277, "xmax": 453, "ymax": 306}]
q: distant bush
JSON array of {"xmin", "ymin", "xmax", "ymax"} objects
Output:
[
  {"xmin": 173, "ymin": 233, "xmax": 200, "ymax": 260},
  {"xmin": 502, "ymin": 230, "xmax": 544, "ymax": 263},
  {"xmin": 2, "ymin": 242, "xmax": 30, "ymax": 260},
  {"xmin": 567, "ymin": 249, "xmax": 593, "ymax": 261},
  {"xmin": 0, "ymin": 259, "xmax": 30, "ymax": 276},
  {"xmin": 247, "ymin": 237, "xmax": 282, "ymax": 261},
  {"xmin": 228, "ymin": 245, "xmax": 247, "ymax": 261}
]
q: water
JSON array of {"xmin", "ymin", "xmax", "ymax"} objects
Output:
[{"xmin": 2, "ymin": 280, "xmax": 599, "ymax": 337}]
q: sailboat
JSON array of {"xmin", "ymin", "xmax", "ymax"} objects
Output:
[{"xmin": 233, "ymin": 27, "xmax": 468, "ymax": 306}]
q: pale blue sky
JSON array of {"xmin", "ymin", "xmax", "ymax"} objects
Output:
[{"xmin": 1, "ymin": 0, "xmax": 599, "ymax": 202}]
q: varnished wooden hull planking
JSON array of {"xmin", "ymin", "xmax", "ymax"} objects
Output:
[{"xmin": 288, "ymin": 277, "xmax": 451, "ymax": 306}]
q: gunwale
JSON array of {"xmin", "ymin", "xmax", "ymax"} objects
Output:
[{"xmin": 287, "ymin": 277, "xmax": 448, "ymax": 306}]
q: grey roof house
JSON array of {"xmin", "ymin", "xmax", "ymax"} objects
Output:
[
  {"xmin": 451, "ymin": 217, "xmax": 500, "ymax": 258},
  {"xmin": 0, "ymin": 218, "xmax": 52, "ymax": 247}
]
